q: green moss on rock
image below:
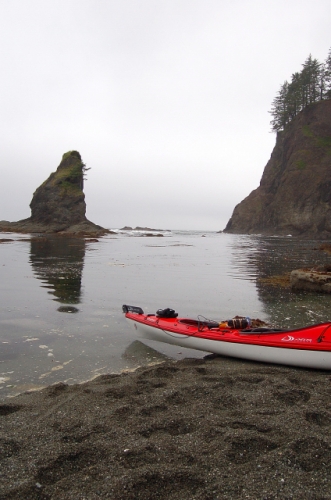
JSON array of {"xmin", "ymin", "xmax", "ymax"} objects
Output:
[
  {"xmin": 61, "ymin": 151, "xmax": 81, "ymax": 161},
  {"xmin": 302, "ymin": 125, "xmax": 314, "ymax": 137},
  {"xmin": 296, "ymin": 159, "xmax": 306, "ymax": 170},
  {"xmin": 51, "ymin": 151, "xmax": 85, "ymax": 195}
]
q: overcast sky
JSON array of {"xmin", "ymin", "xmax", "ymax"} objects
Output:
[{"xmin": 0, "ymin": 0, "xmax": 330, "ymax": 231}]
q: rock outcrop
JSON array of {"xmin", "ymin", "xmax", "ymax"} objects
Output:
[
  {"xmin": 0, "ymin": 151, "xmax": 110, "ymax": 236},
  {"xmin": 224, "ymin": 100, "xmax": 331, "ymax": 238},
  {"xmin": 290, "ymin": 267, "xmax": 331, "ymax": 293}
]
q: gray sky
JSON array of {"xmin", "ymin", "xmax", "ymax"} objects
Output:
[{"xmin": 1, "ymin": 0, "xmax": 330, "ymax": 230}]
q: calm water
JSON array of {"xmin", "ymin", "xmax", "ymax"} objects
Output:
[{"xmin": 1, "ymin": 230, "xmax": 331, "ymax": 398}]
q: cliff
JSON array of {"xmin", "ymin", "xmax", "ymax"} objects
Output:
[
  {"xmin": 0, "ymin": 151, "xmax": 109, "ymax": 237},
  {"xmin": 224, "ymin": 100, "xmax": 331, "ymax": 238}
]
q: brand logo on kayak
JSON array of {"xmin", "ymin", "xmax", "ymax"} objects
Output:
[
  {"xmin": 282, "ymin": 335, "xmax": 295, "ymax": 341},
  {"xmin": 281, "ymin": 335, "xmax": 312, "ymax": 342}
]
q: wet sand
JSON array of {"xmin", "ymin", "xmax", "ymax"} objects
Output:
[{"xmin": 1, "ymin": 355, "xmax": 331, "ymax": 499}]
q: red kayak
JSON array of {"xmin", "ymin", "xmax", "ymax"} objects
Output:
[{"xmin": 122, "ymin": 305, "xmax": 331, "ymax": 370}]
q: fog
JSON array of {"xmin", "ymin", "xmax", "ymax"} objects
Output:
[{"xmin": 1, "ymin": 0, "xmax": 330, "ymax": 230}]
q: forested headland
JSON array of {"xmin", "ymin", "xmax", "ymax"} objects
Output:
[{"xmin": 270, "ymin": 48, "xmax": 331, "ymax": 132}]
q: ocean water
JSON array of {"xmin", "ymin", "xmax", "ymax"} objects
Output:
[{"xmin": 1, "ymin": 230, "xmax": 331, "ymax": 398}]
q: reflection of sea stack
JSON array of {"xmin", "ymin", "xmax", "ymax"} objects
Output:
[
  {"xmin": 0, "ymin": 151, "xmax": 109, "ymax": 236},
  {"xmin": 30, "ymin": 236, "xmax": 85, "ymax": 304}
]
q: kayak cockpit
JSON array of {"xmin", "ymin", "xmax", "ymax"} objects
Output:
[{"xmin": 178, "ymin": 318, "xmax": 219, "ymax": 329}]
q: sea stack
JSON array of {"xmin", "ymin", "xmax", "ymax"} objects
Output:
[
  {"xmin": 0, "ymin": 151, "xmax": 109, "ymax": 236},
  {"xmin": 30, "ymin": 150, "xmax": 87, "ymax": 225},
  {"xmin": 224, "ymin": 100, "xmax": 331, "ymax": 238}
]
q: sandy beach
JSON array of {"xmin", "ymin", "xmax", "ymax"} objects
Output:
[{"xmin": 1, "ymin": 354, "xmax": 331, "ymax": 499}]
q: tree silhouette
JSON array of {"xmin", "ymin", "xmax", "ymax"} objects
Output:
[
  {"xmin": 325, "ymin": 47, "xmax": 331, "ymax": 98},
  {"xmin": 270, "ymin": 48, "xmax": 331, "ymax": 132}
]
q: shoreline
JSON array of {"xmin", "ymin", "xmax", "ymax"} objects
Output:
[{"xmin": 1, "ymin": 355, "xmax": 331, "ymax": 499}]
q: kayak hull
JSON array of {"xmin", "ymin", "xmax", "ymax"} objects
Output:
[
  {"xmin": 130, "ymin": 319, "xmax": 331, "ymax": 369},
  {"xmin": 123, "ymin": 306, "xmax": 331, "ymax": 370}
]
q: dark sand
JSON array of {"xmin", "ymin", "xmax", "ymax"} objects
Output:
[{"xmin": 1, "ymin": 355, "xmax": 331, "ymax": 499}]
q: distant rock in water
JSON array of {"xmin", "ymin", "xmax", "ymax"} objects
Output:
[
  {"xmin": 0, "ymin": 151, "xmax": 110, "ymax": 236},
  {"xmin": 290, "ymin": 267, "xmax": 331, "ymax": 294},
  {"xmin": 224, "ymin": 100, "xmax": 331, "ymax": 238}
]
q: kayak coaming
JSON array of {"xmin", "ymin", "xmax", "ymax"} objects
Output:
[{"xmin": 124, "ymin": 309, "xmax": 331, "ymax": 369}]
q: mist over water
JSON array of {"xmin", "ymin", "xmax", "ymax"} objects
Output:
[{"xmin": 1, "ymin": 230, "xmax": 331, "ymax": 398}]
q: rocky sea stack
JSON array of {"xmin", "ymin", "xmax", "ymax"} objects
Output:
[
  {"xmin": 0, "ymin": 151, "xmax": 109, "ymax": 236},
  {"xmin": 224, "ymin": 100, "xmax": 331, "ymax": 238}
]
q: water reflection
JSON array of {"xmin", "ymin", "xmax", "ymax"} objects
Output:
[
  {"xmin": 229, "ymin": 236, "xmax": 331, "ymax": 328},
  {"xmin": 29, "ymin": 237, "xmax": 85, "ymax": 306}
]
